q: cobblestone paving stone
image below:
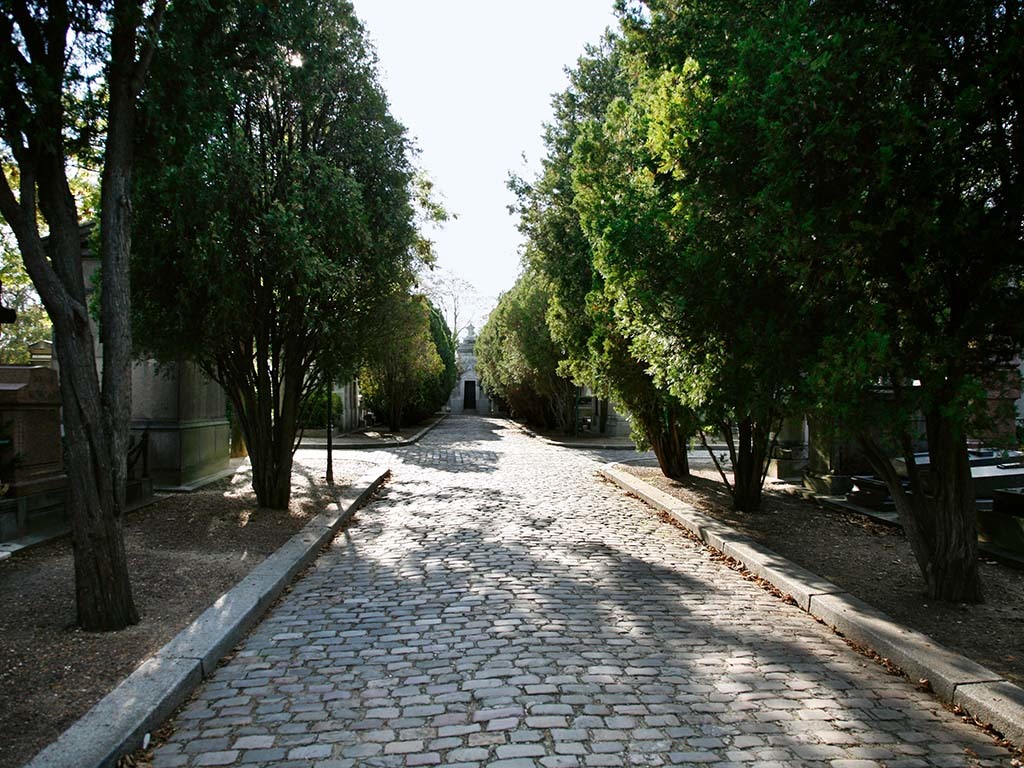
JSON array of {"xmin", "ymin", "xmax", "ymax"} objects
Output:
[{"xmin": 152, "ymin": 416, "xmax": 1015, "ymax": 767}]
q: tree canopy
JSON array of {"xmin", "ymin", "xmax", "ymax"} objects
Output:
[
  {"xmin": 508, "ymin": 0, "xmax": 1023, "ymax": 599},
  {"xmin": 359, "ymin": 293, "xmax": 449, "ymax": 432},
  {"xmin": 476, "ymin": 268, "xmax": 576, "ymax": 433},
  {"xmin": 512, "ymin": 34, "xmax": 693, "ymax": 478},
  {"xmin": 132, "ymin": 0, "xmax": 423, "ymax": 508}
]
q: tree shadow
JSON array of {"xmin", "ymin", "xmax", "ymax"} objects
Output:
[
  {"xmin": 161, "ymin": 413, "xmax": 1011, "ymax": 766},
  {"xmin": 424, "ymin": 414, "xmax": 508, "ymax": 442},
  {"xmin": 214, "ymin": 492, "xmax": 1012, "ymax": 766},
  {"xmin": 388, "ymin": 444, "xmax": 502, "ymax": 475}
]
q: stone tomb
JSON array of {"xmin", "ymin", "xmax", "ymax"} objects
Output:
[
  {"xmin": 0, "ymin": 366, "xmax": 67, "ymax": 541},
  {"xmin": 131, "ymin": 359, "xmax": 231, "ymax": 490},
  {"xmin": 73, "ymin": 223, "xmax": 231, "ymax": 490},
  {"xmin": 448, "ymin": 325, "xmax": 491, "ymax": 414}
]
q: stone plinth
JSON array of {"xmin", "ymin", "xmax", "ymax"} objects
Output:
[{"xmin": 0, "ymin": 366, "xmax": 66, "ymax": 496}]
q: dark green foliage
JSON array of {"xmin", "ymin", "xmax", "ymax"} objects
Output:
[
  {"xmin": 476, "ymin": 269, "xmax": 576, "ymax": 433},
  {"xmin": 406, "ymin": 301, "xmax": 458, "ymax": 423},
  {"xmin": 132, "ymin": 0, "xmax": 420, "ymax": 507},
  {"xmin": 359, "ymin": 293, "xmax": 444, "ymax": 432},
  {"xmin": 750, "ymin": 0, "xmax": 1024, "ymax": 601},
  {"xmin": 512, "ymin": 35, "xmax": 694, "ymax": 478},
  {"xmin": 590, "ymin": 0, "xmax": 1024, "ymax": 599},
  {"xmin": 571, "ymin": 9, "xmax": 817, "ymax": 510},
  {"xmin": 362, "ymin": 297, "xmax": 455, "ymax": 428},
  {"xmin": 297, "ymin": 390, "xmax": 343, "ymax": 430}
]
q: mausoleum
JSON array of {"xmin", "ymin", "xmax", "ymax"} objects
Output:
[{"xmin": 448, "ymin": 325, "xmax": 490, "ymax": 414}]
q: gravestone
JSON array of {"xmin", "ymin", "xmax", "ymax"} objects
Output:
[
  {"xmin": 978, "ymin": 487, "xmax": 1024, "ymax": 554},
  {"xmin": 0, "ymin": 366, "xmax": 65, "ymax": 496},
  {"xmin": 803, "ymin": 417, "xmax": 873, "ymax": 495},
  {"xmin": 767, "ymin": 416, "xmax": 807, "ymax": 479}
]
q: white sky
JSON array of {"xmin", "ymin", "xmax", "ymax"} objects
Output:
[{"xmin": 353, "ymin": 1, "xmax": 619, "ymax": 330}]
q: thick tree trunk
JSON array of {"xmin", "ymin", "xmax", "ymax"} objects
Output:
[
  {"xmin": 859, "ymin": 406, "xmax": 983, "ymax": 603},
  {"xmin": 229, "ymin": 377, "xmax": 299, "ymax": 510},
  {"xmin": 649, "ymin": 429, "xmax": 689, "ymax": 480},
  {"xmin": 921, "ymin": 408, "xmax": 982, "ymax": 601},
  {"xmin": 729, "ymin": 416, "xmax": 772, "ymax": 512},
  {"xmin": 100, "ymin": 33, "xmax": 136, "ymax": 521},
  {"xmin": 250, "ymin": 438, "xmax": 293, "ymax": 509},
  {"xmin": 598, "ymin": 398, "xmax": 609, "ymax": 435},
  {"xmin": 57, "ymin": 320, "xmax": 139, "ymax": 630},
  {"xmin": 643, "ymin": 403, "xmax": 690, "ymax": 480}
]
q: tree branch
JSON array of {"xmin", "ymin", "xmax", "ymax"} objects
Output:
[
  {"xmin": 131, "ymin": 0, "xmax": 167, "ymax": 97},
  {"xmin": 0, "ymin": 164, "xmax": 68, "ymax": 312},
  {"xmin": 700, "ymin": 429, "xmax": 733, "ymax": 494},
  {"xmin": 7, "ymin": 0, "xmax": 47, "ymax": 66}
]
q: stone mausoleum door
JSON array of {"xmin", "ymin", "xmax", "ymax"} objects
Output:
[{"xmin": 464, "ymin": 381, "xmax": 477, "ymax": 410}]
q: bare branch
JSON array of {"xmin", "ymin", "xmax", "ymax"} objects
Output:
[{"xmin": 700, "ymin": 429, "xmax": 733, "ymax": 494}]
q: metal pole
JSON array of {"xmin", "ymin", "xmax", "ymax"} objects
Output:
[
  {"xmin": 326, "ymin": 376, "xmax": 334, "ymax": 485},
  {"xmin": 574, "ymin": 385, "xmax": 580, "ymax": 438}
]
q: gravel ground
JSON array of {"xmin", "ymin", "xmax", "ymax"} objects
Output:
[
  {"xmin": 621, "ymin": 464, "xmax": 1024, "ymax": 691},
  {"xmin": 0, "ymin": 453, "xmax": 379, "ymax": 768}
]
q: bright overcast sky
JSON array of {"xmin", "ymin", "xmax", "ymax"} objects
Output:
[{"xmin": 353, "ymin": 1, "xmax": 619, "ymax": 329}]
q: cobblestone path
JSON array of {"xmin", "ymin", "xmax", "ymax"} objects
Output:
[{"xmin": 153, "ymin": 416, "xmax": 1014, "ymax": 767}]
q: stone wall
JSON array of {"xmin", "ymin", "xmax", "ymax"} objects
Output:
[{"xmin": 131, "ymin": 360, "xmax": 230, "ymax": 489}]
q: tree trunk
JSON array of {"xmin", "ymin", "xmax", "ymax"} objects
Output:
[
  {"xmin": 598, "ymin": 398, "xmax": 609, "ymax": 434},
  {"xmin": 389, "ymin": 400, "xmax": 403, "ymax": 432},
  {"xmin": 920, "ymin": 408, "xmax": 982, "ymax": 601},
  {"xmin": 645, "ymin": 403, "xmax": 690, "ymax": 480},
  {"xmin": 649, "ymin": 427, "xmax": 689, "ymax": 480},
  {"xmin": 230, "ymin": 416, "xmax": 248, "ymax": 458},
  {"xmin": 57, "ymin": 321, "xmax": 139, "ymax": 631},
  {"xmin": 0, "ymin": 0, "xmax": 165, "ymax": 631},
  {"xmin": 730, "ymin": 416, "xmax": 772, "ymax": 512},
  {"xmin": 250, "ymin": 437, "xmax": 293, "ymax": 509},
  {"xmin": 230, "ymin": 380, "xmax": 298, "ymax": 510},
  {"xmin": 859, "ymin": 406, "xmax": 983, "ymax": 603}
]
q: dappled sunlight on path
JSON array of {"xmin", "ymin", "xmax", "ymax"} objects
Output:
[{"xmin": 152, "ymin": 414, "xmax": 1014, "ymax": 767}]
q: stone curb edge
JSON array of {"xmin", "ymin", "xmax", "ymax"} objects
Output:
[
  {"xmin": 298, "ymin": 414, "xmax": 447, "ymax": 450},
  {"xmin": 508, "ymin": 419, "xmax": 640, "ymax": 451},
  {"xmin": 24, "ymin": 466, "xmax": 391, "ymax": 768},
  {"xmin": 600, "ymin": 463, "xmax": 1024, "ymax": 748}
]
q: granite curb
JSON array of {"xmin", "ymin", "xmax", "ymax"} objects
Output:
[
  {"xmin": 297, "ymin": 413, "xmax": 446, "ymax": 450},
  {"xmin": 24, "ymin": 466, "xmax": 391, "ymax": 768},
  {"xmin": 600, "ymin": 462, "xmax": 1024, "ymax": 748},
  {"xmin": 508, "ymin": 419, "xmax": 640, "ymax": 451}
]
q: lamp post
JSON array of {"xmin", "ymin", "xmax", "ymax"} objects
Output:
[{"xmin": 325, "ymin": 375, "xmax": 334, "ymax": 485}]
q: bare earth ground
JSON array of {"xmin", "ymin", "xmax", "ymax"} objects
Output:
[
  {"xmin": 0, "ymin": 452, "xmax": 378, "ymax": 768},
  {"xmin": 621, "ymin": 464, "xmax": 1024, "ymax": 691}
]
